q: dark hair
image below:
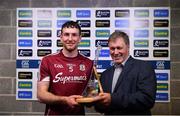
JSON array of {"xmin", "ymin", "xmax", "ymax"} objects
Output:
[
  {"xmin": 61, "ymin": 21, "xmax": 81, "ymax": 35},
  {"xmin": 108, "ymin": 31, "xmax": 129, "ymax": 45}
]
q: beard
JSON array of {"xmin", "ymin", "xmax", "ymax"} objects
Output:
[{"xmin": 63, "ymin": 43, "xmax": 78, "ymax": 52}]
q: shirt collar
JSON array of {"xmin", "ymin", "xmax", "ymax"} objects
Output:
[{"xmin": 114, "ymin": 55, "xmax": 130, "ymax": 68}]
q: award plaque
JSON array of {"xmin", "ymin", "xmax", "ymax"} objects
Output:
[{"xmin": 76, "ymin": 45, "xmax": 103, "ymax": 103}]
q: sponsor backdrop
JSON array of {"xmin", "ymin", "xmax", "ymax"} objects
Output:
[{"xmin": 16, "ymin": 7, "xmax": 170, "ymax": 102}]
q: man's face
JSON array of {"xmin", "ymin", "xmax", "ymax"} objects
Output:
[
  {"xmin": 60, "ymin": 27, "xmax": 81, "ymax": 52},
  {"xmin": 108, "ymin": 37, "xmax": 129, "ymax": 64}
]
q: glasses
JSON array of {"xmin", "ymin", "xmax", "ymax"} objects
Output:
[{"xmin": 62, "ymin": 32, "xmax": 79, "ymax": 38}]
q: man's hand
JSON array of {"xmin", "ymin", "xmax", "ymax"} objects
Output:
[
  {"xmin": 64, "ymin": 95, "xmax": 83, "ymax": 108},
  {"xmin": 99, "ymin": 93, "xmax": 111, "ymax": 106}
]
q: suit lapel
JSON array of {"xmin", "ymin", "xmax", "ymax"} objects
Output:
[
  {"xmin": 113, "ymin": 56, "xmax": 134, "ymax": 93},
  {"xmin": 106, "ymin": 67, "xmax": 115, "ymax": 93}
]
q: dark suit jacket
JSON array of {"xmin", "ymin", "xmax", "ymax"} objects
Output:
[{"xmin": 95, "ymin": 56, "xmax": 157, "ymax": 115}]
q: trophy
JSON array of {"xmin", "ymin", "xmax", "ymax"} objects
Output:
[{"xmin": 76, "ymin": 45, "xmax": 103, "ymax": 103}]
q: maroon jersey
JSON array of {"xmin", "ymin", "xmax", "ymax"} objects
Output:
[{"xmin": 39, "ymin": 50, "xmax": 93, "ymax": 115}]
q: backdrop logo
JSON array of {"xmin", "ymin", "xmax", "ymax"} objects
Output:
[
  {"xmin": 18, "ymin": 81, "xmax": 32, "ymax": 89},
  {"xmin": 152, "ymin": 60, "xmax": 170, "ymax": 70},
  {"xmin": 134, "ymin": 9, "xmax": 149, "ymax": 17},
  {"xmin": 77, "ymin": 20, "xmax": 90, "ymax": 27},
  {"xmin": 37, "ymin": 30, "xmax": 51, "ymax": 37},
  {"xmin": 156, "ymin": 93, "xmax": 168, "ymax": 101},
  {"xmin": 96, "ymin": 20, "xmax": 110, "ymax": 27},
  {"xmin": 81, "ymin": 30, "xmax": 90, "ymax": 37},
  {"xmin": 18, "ymin": 40, "xmax": 32, "ymax": 47},
  {"xmin": 18, "ymin": 10, "xmax": 32, "ymax": 18},
  {"xmin": 18, "ymin": 49, "xmax": 32, "ymax": 57},
  {"xmin": 37, "ymin": 49, "xmax": 52, "ymax": 57},
  {"xmin": 115, "ymin": 10, "xmax": 130, "ymax": 17},
  {"xmin": 99, "ymin": 50, "xmax": 110, "ymax": 57},
  {"xmin": 38, "ymin": 20, "xmax": 52, "ymax": 28},
  {"xmin": 18, "ymin": 20, "xmax": 32, "ymax": 27},
  {"xmin": 96, "ymin": 30, "xmax": 110, "ymax": 37},
  {"xmin": 79, "ymin": 40, "xmax": 90, "ymax": 47},
  {"xmin": 76, "ymin": 10, "xmax": 90, "ymax": 18},
  {"xmin": 134, "ymin": 20, "xmax": 149, "ymax": 28},
  {"xmin": 154, "ymin": 9, "xmax": 169, "ymax": 17},
  {"xmin": 96, "ymin": 10, "xmax": 110, "ymax": 17},
  {"xmin": 157, "ymin": 83, "xmax": 168, "ymax": 91},
  {"xmin": 154, "ymin": 20, "xmax": 169, "ymax": 27},
  {"xmin": 156, "ymin": 73, "xmax": 168, "ymax": 81},
  {"xmin": 57, "ymin": 10, "xmax": 71, "ymax": 18},
  {"xmin": 96, "ymin": 60, "xmax": 112, "ymax": 69},
  {"xmin": 134, "ymin": 40, "xmax": 149, "ymax": 47},
  {"xmin": 18, "ymin": 30, "xmax": 32, "ymax": 37},
  {"xmin": 57, "ymin": 40, "xmax": 63, "ymax": 47},
  {"xmin": 154, "ymin": 30, "xmax": 168, "ymax": 37},
  {"xmin": 95, "ymin": 40, "xmax": 108, "ymax": 47},
  {"xmin": 18, "ymin": 72, "xmax": 32, "ymax": 79},
  {"xmin": 37, "ymin": 10, "xmax": 52, "ymax": 18},
  {"xmin": 16, "ymin": 60, "xmax": 40, "ymax": 68},
  {"xmin": 134, "ymin": 30, "xmax": 149, "ymax": 38},
  {"xmin": 57, "ymin": 30, "xmax": 61, "ymax": 37},
  {"xmin": 134, "ymin": 50, "xmax": 149, "ymax": 57},
  {"xmin": 153, "ymin": 40, "xmax": 169, "ymax": 47},
  {"xmin": 115, "ymin": 20, "xmax": 129, "ymax": 28},
  {"xmin": 18, "ymin": 91, "xmax": 32, "ymax": 99},
  {"xmin": 57, "ymin": 20, "xmax": 69, "ymax": 28},
  {"xmin": 78, "ymin": 49, "xmax": 90, "ymax": 57},
  {"xmin": 153, "ymin": 50, "xmax": 168, "ymax": 57},
  {"xmin": 37, "ymin": 40, "xmax": 52, "ymax": 47}
]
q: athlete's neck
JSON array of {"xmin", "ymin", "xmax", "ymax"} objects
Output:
[{"xmin": 62, "ymin": 49, "xmax": 78, "ymax": 58}]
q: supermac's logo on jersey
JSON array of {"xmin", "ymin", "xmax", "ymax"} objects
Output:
[
  {"xmin": 18, "ymin": 91, "xmax": 32, "ymax": 99},
  {"xmin": 95, "ymin": 40, "xmax": 108, "ymax": 47},
  {"xmin": 79, "ymin": 40, "xmax": 90, "ymax": 47},
  {"xmin": 153, "ymin": 50, "xmax": 168, "ymax": 57},
  {"xmin": 154, "ymin": 9, "xmax": 169, "ymax": 17},
  {"xmin": 134, "ymin": 20, "xmax": 149, "ymax": 28},
  {"xmin": 76, "ymin": 10, "xmax": 90, "ymax": 18},
  {"xmin": 18, "ymin": 10, "xmax": 32, "ymax": 18},
  {"xmin": 134, "ymin": 50, "xmax": 149, "ymax": 57},
  {"xmin": 79, "ymin": 49, "xmax": 90, "ymax": 57},
  {"xmin": 134, "ymin": 30, "xmax": 149, "ymax": 38},
  {"xmin": 156, "ymin": 73, "xmax": 168, "ymax": 81},
  {"xmin": 37, "ymin": 40, "xmax": 52, "ymax": 47},
  {"xmin": 96, "ymin": 30, "xmax": 110, "ymax": 37},
  {"xmin": 57, "ymin": 10, "xmax": 71, "ymax": 18},
  {"xmin": 96, "ymin": 20, "xmax": 110, "ymax": 27},
  {"xmin": 96, "ymin": 10, "xmax": 110, "ymax": 18},
  {"xmin": 81, "ymin": 30, "xmax": 90, "ymax": 37},
  {"xmin": 18, "ymin": 81, "xmax": 32, "ymax": 89},
  {"xmin": 156, "ymin": 93, "xmax": 168, "ymax": 101},
  {"xmin": 154, "ymin": 20, "xmax": 169, "ymax": 27},
  {"xmin": 18, "ymin": 49, "xmax": 32, "ymax": 57},
  {"xmin": 18, "ymin": 20, "xmax": 32, "ymax": 27},
  {"xmin": 37, "ymin": 49, "xmax": 52, "ymax": 57},
  {"xmin": 134, "ymin": 9, "xmax": 149, "ymax": 17},
  {"xmin": 18, "ymin": 30, "xmax": 32, "ymax": 37},
  {"xmin": 115, "ymin": 10, "xmax": 130, "ymax": 17},
  {"xmin": 154, "ymin": 30, "xmax": 168, "ymax": 37},
  {"xmin": 57, "ymin": 20, "xmax": 69, "ymax": 28},
  {"xmin": 77, "ymin": 20, "xmax": 90, "ymax": 27},
  {"xmin": 18, "ymin": 39, "xmax": 32, "ymax": 47},
  {"xmin": 157, "ymin": 83, "xmax": 168, "ymax": 91},
  {"xmin": 37, "ymin": 20, "xmax": 52, "ymax": 28},
  {"xmin": 18, "ymin": 72, "xmax": 32, "ymax": 79},
  {"xmin": 153, "ymin": 40, "xmax": 169, "ymax": 47},
  {"xmin": 37, "ymin": 30, "xmax": 51, "ymax": 37},
  {"xmin": 99, "ymin": 50, "xmax": 110, "ymax": 57},
  {"xmin": 134, "ymin": 40, "xmax": 149, "ymax": 47},
  {"xmin": 115, "ymin": 20, "xmax": 129, "ymax": 28}
]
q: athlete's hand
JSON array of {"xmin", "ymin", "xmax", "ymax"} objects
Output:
[{"xmin": 64, "ymin": 95, "xmax": 83, "ymax": 108}]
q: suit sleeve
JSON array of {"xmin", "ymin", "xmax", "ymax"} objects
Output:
[{"xmin": 110, "ymin": 62, "xmax": 157, "ymax": 111}]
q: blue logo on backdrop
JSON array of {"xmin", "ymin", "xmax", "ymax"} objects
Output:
[
  {"xmin": 16, "ymin": 60, "xmax": 40, "ymax": 68},
  {"xmin": 37, "ymin": 40, "xmax": 52, "ymax": 47},
  {"xmin": 96, "ymin": 60, "xmax": 112, "ymax": 69},
  {"xmin": 134, "ymin": 30, "xmax": 149, "ymax": 38},
  {"xmin": 76, "ymin": 10, "xmax": 91, "ymax": 18},
  {"xmin": 18, "ymin": 40, "xmax": 32, "ymax": 47},
  {"xmin": 156, "ymin": 73, "xmax": 168, "ymax": 81},
  {"xmin": 96, "ymin": 10, "xmax": 110, "ymax": 17},
  {"xmin": 57, "ymin": 20, "xmax": 69, "ymax": 28},
  {"xmin": 18, "ymin": 91, "xmax": 32, "ymax": 99},
  {"xmin": 156, "ymin": 93, "xmax": 168, "ymax": 101},
  {"xmin": 99, "ymin": 50, "xmax": 110, "ymax": 57},
  {"xmin": 154, "ymin": 9, "xmax": 169, "ymax": 17},
  {"xmin": 149, "ymin": 60, "xmax": 170, "ymax": 70},
  {"xmin": 115, "ymin": 20, "xmax": 129, "ymax": 28}
]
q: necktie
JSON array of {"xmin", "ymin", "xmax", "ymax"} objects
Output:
[{"xmin": 112, "ymin": 64, "xmax": 122, "ymax": 92}]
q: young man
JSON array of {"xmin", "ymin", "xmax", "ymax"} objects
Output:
[
  {"xmin": 95, "ymin": 31, "xmax": 157, "ymax": 115},
  {"xmin": 37, "ymin": 21, "xmax": 93, "ymax": 115}
]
